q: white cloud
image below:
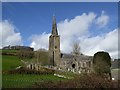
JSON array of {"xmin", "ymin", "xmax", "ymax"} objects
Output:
[
  {"xmin": 95, "ymin": 11, "xmax": 109, "ymax": 27},
  {"xmin": 58, "ymin": 12, "xmax": 97, "ymax": 53},
  {"xmin": 58, "ymin": 12, "xmax": 96, "ymax": 38},
  {"xmin": 30, "ymin": 12, "xmax": 96, "ymax": 52},
  {"xmin": 29, "ymin": 11, "xmax": 118, "ymax": 59},
  {"xmin": 30, "ymin": 32, "xmax": 50, "ymax": 50},
  {"xmin": 0, "ymin": 20, "xmax": 23, "ymax": 48},
  {"xmin": 80, "ymin": 29, "xmax": 118, "ymax": 59}
]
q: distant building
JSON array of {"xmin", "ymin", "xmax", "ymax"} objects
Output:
[
  {"xmin": 111, "ymin": 59, "xmax": 120, "ymax": 69},
  {"xmin": 2, "ymin": 45, "xmax": 34, "ymax": 51}
]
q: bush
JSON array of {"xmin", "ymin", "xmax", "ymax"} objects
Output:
[
  {"xmin": 32, "ymin": 73, "xmax": 119, "ymax": 88},
  {"xmin": 93, "ymin": 51, "xmax": 111, "ymax": 66},
  {"xmin": 18, "ymin": 49, "xmax": 34, "ymax": 59},
  {"xmin": 93, "ymin": 51, "xmax": 111, "ymax": 77}
]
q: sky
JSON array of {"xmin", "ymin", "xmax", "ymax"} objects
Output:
[{"xmin": 1, "ymin": 2, "xmax": 119, "ymax": 59}]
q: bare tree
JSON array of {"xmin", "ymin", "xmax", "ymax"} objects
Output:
[
  {"xmin": 18, "ymin": 49, "xmax": 34, "ymax": 60},
  {"xmin": 72, "ymin": 42, "xmax": 80, "ymax": 56},
  {"xmin": 34, "ymin": 50, "xmax": 49, "ymax": 65},
  {"xmin": 34, "ymin": 51, "xmax": 40, "ymax": 64}
]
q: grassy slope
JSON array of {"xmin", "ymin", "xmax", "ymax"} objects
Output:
[
  {"xmin": 2, "ymin": 74, "xmax": 65, "ymax": 88},
  {"xmin": 2, "ymin": 55, "xmax": 23, "ymax": 71},
  {"xmin": 2, "ymin": 50, "xmax": 119, "ymax": 88},
  {"xmin": 1, "ymin": 49, "xmax": 19, "ymax": 53},
  {"xmin": 2, "ymin": 51, "xmax": 66, "ymax": 88},
  {"xmin": 2, "ymin": 54, "xmax": 66, "ymax": 88}
]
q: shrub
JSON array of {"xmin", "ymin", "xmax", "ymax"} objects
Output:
[
  {"xmin": 93, "ymin": 51, "xmax": 111, "ymax": 78},
  {"xmin": 32, "ymin": 73, "xmax": 119, "ymax": 88}
]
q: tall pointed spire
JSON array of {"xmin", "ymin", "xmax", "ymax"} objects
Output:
[{"xmin": 52, "ymin": 15, "xmax": 58, "ymax": 35}]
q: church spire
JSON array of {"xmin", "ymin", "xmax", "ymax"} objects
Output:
[{"xmin": 52, "ymin": 15, "xmax": 58, "ymax": 35}]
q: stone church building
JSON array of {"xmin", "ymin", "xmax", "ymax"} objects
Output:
[
  {"xmin": 26, "ymin": 16, "xmax": 93, "ymax": 73},
  {"xmin": 49, "ymin": 16, "xmax": 93, "ymax": 73}
]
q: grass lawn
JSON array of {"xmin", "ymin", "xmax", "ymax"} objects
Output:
[
  {"xmin": 1, "ymin": 49, "xmax": 19, "ymax": 53},
  {"xmin": 2, "ymin": 54, "xmax": 67, "ymax": 88},
  {"xmin": 2, "ymin": 74, "xmax": 66, "ymax": 88},
  {"xmin": 2, "ymin": 55, "xmax": 23, "ymax": 71}
]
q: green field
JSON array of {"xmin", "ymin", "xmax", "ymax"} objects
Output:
[
  {"xmin": 2, "ymin": 53, "xmax": 66, "ymax": 88},
  {"xmin": 2, "ymin": 50, "xmax": 119, "ymax": 88},
  {"xmin": 2, "ymin": 55, "xmax": 23, "ymax": 71},
  {"xmin": 2, "ymin": 74, "xmax": 65, "ymax": 88},
  {"xmin": 1, "ymin": 49, "xmax": 19, "ymax": 53}
]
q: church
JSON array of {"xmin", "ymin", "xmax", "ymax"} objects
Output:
[
  {"xmin": 26, "ymin": 16, "xmax": 93, "ymax": 73},
  {"xmin": 49, "ymin": 16, "xmax": 93, "ymax": 73}
]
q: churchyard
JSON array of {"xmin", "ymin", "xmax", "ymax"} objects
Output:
[
  {"xmin": 1, "ymin": 50, "xmax": 72, "ymax": 88},
  {"xmin": 1, "ymin": 49, "xmax": 120, "ymax": 88}
]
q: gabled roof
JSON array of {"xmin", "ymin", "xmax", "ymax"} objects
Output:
[{"xmin": 61, "ymin": 53, "xmax": 93, "ymax": 61}]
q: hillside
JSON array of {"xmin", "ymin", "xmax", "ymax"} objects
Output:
[
  {"xmin": 1, "ymin": 49, "xmax": 120, "ymax": 88},
  {"xmin": 2, "ymin": 55, "xmax": 23, "ymax": 71},
  {"xmin": 2, "ymin": 49, "xmax": 65, "ymax": 88},
  {"xmin": 2, "ymin": 49, "xmax": 49, "ymax": 71},
  {"xmin": 2, "ymin": 49, "xmax": 120, "ymax": 69}
]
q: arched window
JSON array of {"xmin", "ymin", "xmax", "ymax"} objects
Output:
[{"xmin": 55, "ymin": 46, "xmax": 57, "ymax": 49}]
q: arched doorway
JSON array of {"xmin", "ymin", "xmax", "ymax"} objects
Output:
[{"xmin": 72, "ymin": 64, "xmax": 75, "ymax": 68}]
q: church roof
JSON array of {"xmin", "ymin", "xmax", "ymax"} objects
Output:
[
  {"xmin": 61, "ymin": 53, "xmax": 74, "ymax": 59},
  {"xmin": 61, "ymin": 53, "xmax": 93, "ymax": 61}
]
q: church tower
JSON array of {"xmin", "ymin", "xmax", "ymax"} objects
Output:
[{"xmin": 49, "ymin": 15, "xmax": 61, "ymax": 66}]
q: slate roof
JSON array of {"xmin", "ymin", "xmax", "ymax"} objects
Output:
[{"xmin": 61, "ymin": 53, "xmax": 93, "ymax": 61}]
